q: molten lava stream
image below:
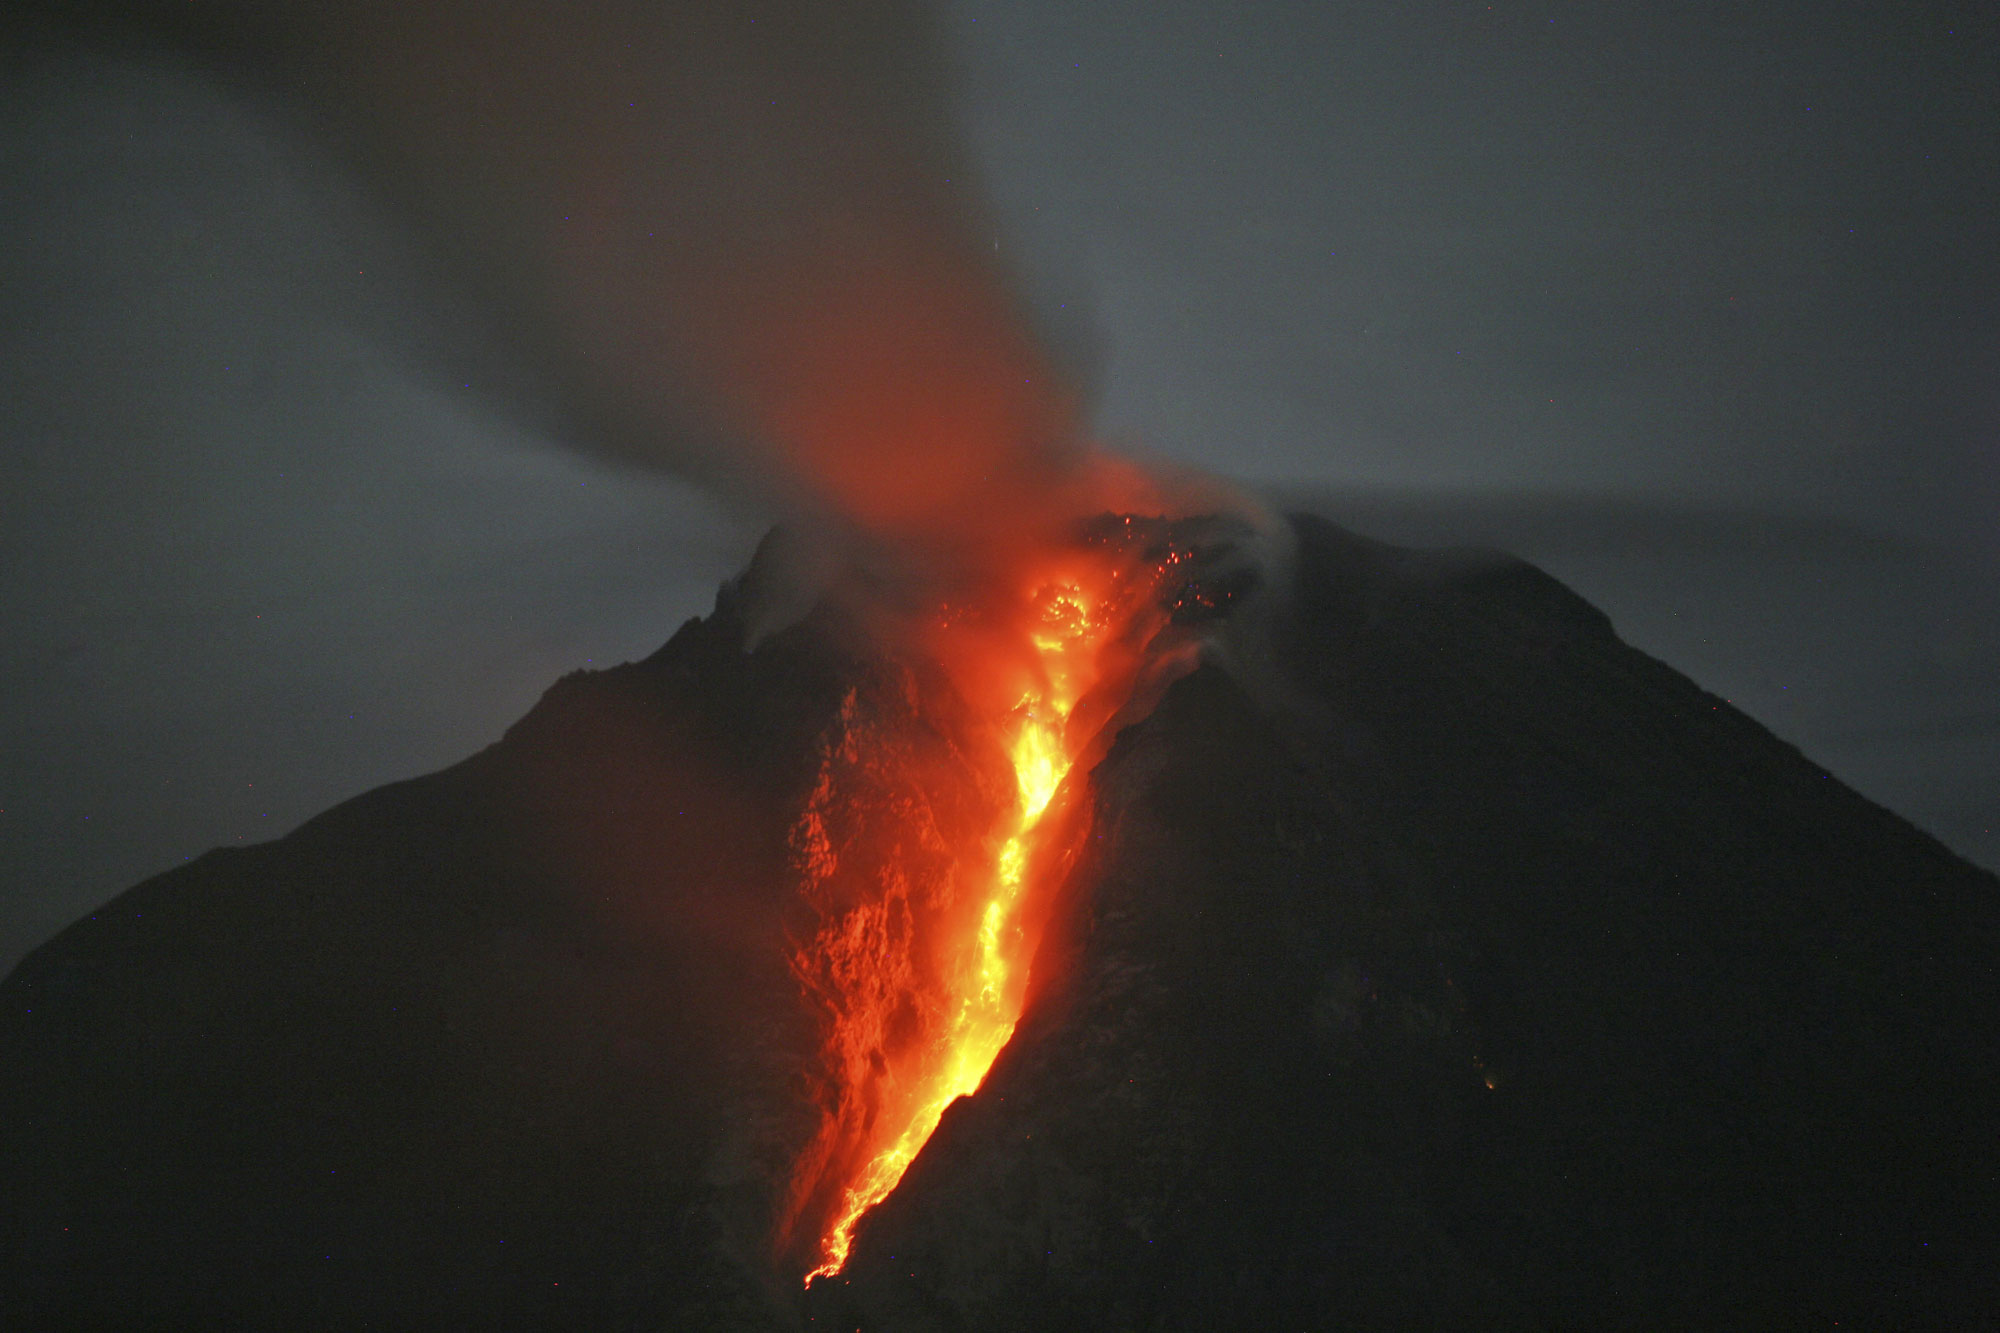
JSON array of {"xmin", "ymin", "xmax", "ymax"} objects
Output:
[{"xmin": 801, "ymin": 573, "xmax": 1115, "ymax": 1285}]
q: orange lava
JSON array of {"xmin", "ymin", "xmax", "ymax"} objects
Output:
[{"xmin": 794, "ymin": 537, "xmax": 1169, "ymax": 1285}]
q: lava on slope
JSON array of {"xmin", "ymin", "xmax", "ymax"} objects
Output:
[
  {"xmin": 5, "ymin": 516, "xmax": 2000, "ymax": 1330},
  {"xmin": 777, "ymin": 514, "xmax": 1263, "ymax": 1281}
]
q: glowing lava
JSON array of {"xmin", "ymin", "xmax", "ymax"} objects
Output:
[
  {"xmin": 784, "ymin": 515, "xmax": 1247, "ymax": 1286},
  {"xmin": 801, "ymin": 575, "xmax": 1108, "ymax": 1284}
]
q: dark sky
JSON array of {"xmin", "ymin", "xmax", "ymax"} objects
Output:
[{"xmin": 3, "ymin": 0, "xmax": 1996, "ymax": 971}]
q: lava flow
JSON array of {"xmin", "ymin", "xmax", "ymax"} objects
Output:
[
  {"xmin": 787, "ymin": 518, "xmax": 1246, "ymax": 1285},
  {"xmin": 800, "ymin": 589, "xmax": 1088, "ymax": 1282}
]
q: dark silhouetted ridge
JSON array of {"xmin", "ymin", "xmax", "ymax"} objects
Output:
[{"xmin": 5, "ymin": 516, "xmax": 1997, "ymax": 1329}]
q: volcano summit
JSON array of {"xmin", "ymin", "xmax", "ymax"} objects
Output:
[{"xmin": 4, "ymin": 514, "xmax": 1997, "ymax": 1329}]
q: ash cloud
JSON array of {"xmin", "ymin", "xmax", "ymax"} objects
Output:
[{"xmin": 22, "ymin": 0, "xmax": 1099, "ymax": 578}]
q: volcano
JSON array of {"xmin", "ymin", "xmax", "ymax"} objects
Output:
[{"xmin": 4, "ymin": 513, "xmax": 1997, "ymax": 1329}]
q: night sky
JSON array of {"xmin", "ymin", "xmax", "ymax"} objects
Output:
[{"xmin": 3, "ymin": 0, "xmax": 1996, "ymax": 972}]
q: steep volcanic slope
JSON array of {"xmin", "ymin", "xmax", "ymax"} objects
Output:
[
  {"xmin": 823, "ymin": 516, "xmax": 2000, "ymax": 1327},
  {"xmin": 0, "ymin": 542, "xmax": 998, "ymax": 1329},
  {"xmin": 6, "ymin": 516, "xmax": 1999, "ymax": 1329}
]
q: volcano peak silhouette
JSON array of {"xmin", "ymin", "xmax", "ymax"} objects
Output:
[{"xmin": 5, "ymin": 515, "xmax": 1997, "ymax": 1328}]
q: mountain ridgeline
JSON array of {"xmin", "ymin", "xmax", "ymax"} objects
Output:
[{"xmin": 4, "ymin": 515, "xmax": 1996, "ymax": 1328}]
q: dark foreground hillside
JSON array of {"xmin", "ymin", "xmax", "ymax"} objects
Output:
[{"xmin": 5, "ymin": 516, "xmax": 1997, "ymax": 1329}]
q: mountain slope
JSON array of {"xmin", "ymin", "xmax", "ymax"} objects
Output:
[{"xmin": 5, "ymin": 516, "xmax": 1996, "ymax": 1329}]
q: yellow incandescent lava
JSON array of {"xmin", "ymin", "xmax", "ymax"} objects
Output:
[{"xmin": 804, "ymin": 584, "xmax": 1095, "ymax": 1284}]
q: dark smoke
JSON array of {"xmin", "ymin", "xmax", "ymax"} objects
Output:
[{"xmin": 19, "ymin": 0, "xmax": 1100, "ymax": 578}]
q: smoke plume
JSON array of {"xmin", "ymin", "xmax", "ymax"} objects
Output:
[{"xmin": 32, "ymin": 0, "xmax": 1127, "ymax": 584}]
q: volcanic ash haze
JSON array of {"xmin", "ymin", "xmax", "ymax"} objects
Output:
[{"xmin": 44, "ymin": 0, "xmax": 1156, "ymax": 579}]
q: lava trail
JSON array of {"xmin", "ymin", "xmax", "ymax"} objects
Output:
[{"xmin": 786, "ymin": 517, "xmax": 1250, "ymax": 1282}]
